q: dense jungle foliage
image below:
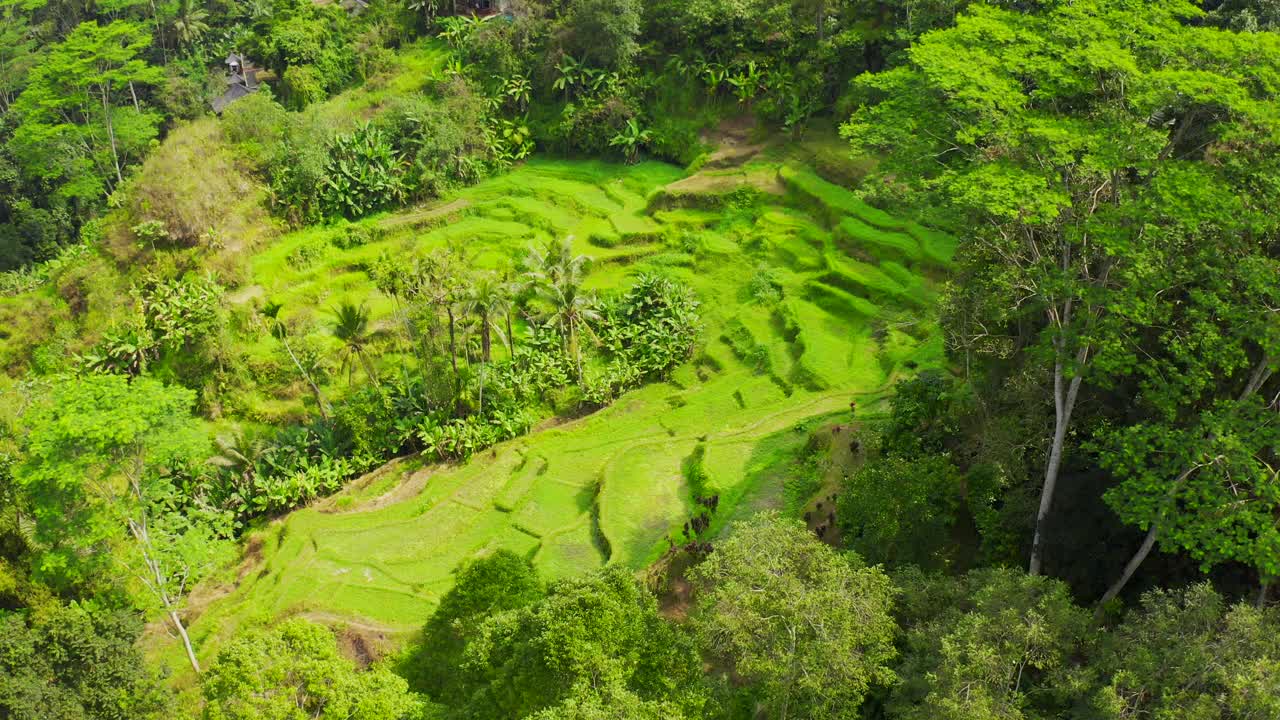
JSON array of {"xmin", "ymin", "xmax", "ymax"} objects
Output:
[{"xmin": 1, "ymin": 0, "xmax": 1279, "ymax": 718}]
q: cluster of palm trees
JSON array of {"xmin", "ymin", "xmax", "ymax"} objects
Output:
[{"xmin": 262, "ymin": 237, "xmax": 600, "ymax": 419}]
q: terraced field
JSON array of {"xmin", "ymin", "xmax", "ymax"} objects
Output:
[{"xmin": 165, "ymin": 151, "xmax": 956, "ymax": 672}]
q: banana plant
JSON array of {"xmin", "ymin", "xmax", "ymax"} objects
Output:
[
  {"xmin": 609, "ymin": 118, "xmax": 652, "ymax": 165},
  {"xmin": 701, "ymin": 61, "xmax": 728, "ymax": 98},
  {"xmin": 503, "ymin": 73, "xmax": 531, "ymax": 112},
  {"xmin": 553, "ymin": 54, "xmax": 583, "ymax": 102},
  {"xmin": 437, "ymin": 16, "xmax": 468, "ymax": 47},
  {"xmin": 728, "ymin": 60, "xmax": 765, "ymax": 109}
]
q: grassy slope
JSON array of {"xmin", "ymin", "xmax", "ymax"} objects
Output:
[{"xmin": 154, "ymin": 144, "xmax": 957, "ymax": 681}]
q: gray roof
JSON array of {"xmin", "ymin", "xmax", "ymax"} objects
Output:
[{"xmin": 212, "ymin": 83, "xmax": 252, "ymax": 114}]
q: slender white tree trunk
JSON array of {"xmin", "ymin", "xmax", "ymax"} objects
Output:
[
  {"xmin": 1096, "ymin": 522, "xmax": 1159, "ymax": 612},
  {"xmin": 100, "ymin": 85, "xmax": 123, "ymax": 186},
  {"xmin": 127, "ymin": 508, "xmax": 200, "ymax": 674},
  {"xmin": 281, "ymin": 334, "xmax": 329, "ymax": 419},
  {"xmin": 1029, "ymin": 340, "xmax": 1086, "ymax": 575}
]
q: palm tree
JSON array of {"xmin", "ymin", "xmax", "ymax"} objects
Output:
[
  {"xmin": 462, "ymin": 274, "xmax": 514, "ymax": 415},
  {"xmin": 330, "ymin": 300, "xmax": 380, "ymax": 389},
  {"xmin": 527, "ymin": 240, "xmax": 598, "ymax": 383},
  {"xmin": 419, "ymin": 250, "xmax": 466, "ymax": 386},
  {"xmin": 211, "ymin": 428, "xmax": 270, "ymax": 489},
  {"xmin": 542, "ymin": 276, "xmax": 599, "ymax": 384},
  {"xmin": 263, "ymin": 302, "xmax": 330, "ymax": 419},
  {"xmin": 461, "ymin": 273, "xmax": 512, "ymax": 364},
  {"xmin": 524, "ymin": 236, "xmax": 590, "ymax": 291},
  {"xmin": 172, "ymin": 0, "xmax": 209, "ymax": 50}
]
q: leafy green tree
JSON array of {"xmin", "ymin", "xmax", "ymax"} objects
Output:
[
  {"xmin": 890, "ymin": 567, "xmax": 1095, "ymax": 720},
  {"xmin": 842, "ymin": 0, "xmax": 1280, "ymax": 575},
  {"xmin": 330, "ymin": 300, "xmax": 380, "ymax": 388},
  {"xmin": 1096, "ymin": 398, "xmax": 1280, "ymax": 607},
  {"xmin": 689, "ymin": 512, "xmax": 898, "ymax": 719},
  {"xmin": 0, "ymin": 9, "xmax": 39, "ymax": 115},
  {"xmin": 837, "ymin": 453, "xmax": 962, "ymax": 568},
  {"xmin": 526, "ymin": 681, "xmax": 688, "ymax": 720},
  {"xmin": 457, "ymin": 565, "xmax": 705, "ymax": 719},
  {"xmin": 401, "ymin": 549, "xmax": 543, "ymax": 705},
  {"xmin": 200, "ymin": 618, "xmax": 428, "ymax": 720},
  {"xmin": 9, "ymin": 20, "xmax": 162, "ymax": 200},
  {"xmin": 558, "ymin": 0, "xmax": 641, "ymax": 72},
  {"xmin": 14, "ymin": 374, "xmax": 219, "ymax": 673},
  {"xmin": 0, "ymin": 603, "xmax": 170, "ymax": 720},
  {"xmin": 1088, "ymin": 583, "xmax": 1280, "ymax": 719}
]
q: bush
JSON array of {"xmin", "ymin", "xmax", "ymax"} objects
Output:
[
  {"xmin": 837, "ymin": 453, "xmax": 962, "ymax": 568},
  {"xmin": 378, "ymin": 82, "xmax": 493, "ymax": 196},
  {"xmin": 283, "ymin": 64, "xmax": 328, "ymax": 110},
  {"xmin": 220, "ymin": 92, "xmax": 290, "ymax": 168},
  {"xmin": 597, "ymin": 273, "xmax": 701, "ymax": 378},
  {"xmin": 647, "ymin": 115, "xmax": 705, "ymax": 166},
  {"xmin": 125, "ymin": 119, "xmax": 262, "ymax": 247},
  {"xmin": 266, "ymin": 116, "xmax": 332, "ymax": 226},
  {"xmin": 551, "ymin": 95, "xmax": 636, "ymax": 155}
]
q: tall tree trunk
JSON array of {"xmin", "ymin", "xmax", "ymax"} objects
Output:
[
  {"xmin": 481, "ymin": 316, "xmax": 491, "ymax": 363},
  {"xmin": 571, "ymin": 320, "xmax": 583, "ymax": 384},
  {"xmin": 100, "ymin": 86, "xmax": 123, "ymax": 186},
  {"xmin": 126, "ymin": 496, "xmax": 200, "ymax": 674},
  {"xmin": 1241, "ymin": 356, "xmax": 1273, "ymax": 402},
  {"xmin": 447, "ymin": 306, "xmax": 458, "ymax": 379},
  {"xmin": 505, "ymin": 311, "xmax": 514, "ymax": 357},
  {"xmin": 1096, "ymin": 522, "xmax": 1159, "ymax": 615},
  {"xmin": 170, "ymin": 609, "xmax": 201, "ymax": 673},
  {"xmin": 1029, "ymin": 340, "xmax": 1087, "ymax": 575},
  {"xmin": 281, "ymin": 335, "xmax": 329, "ymax": 419},
  {"xmin": 359, "ymin": 351, "xmax": 381, "ymax": 389},
  {"xmin": 1096, "ymin": 458, "xmax": 1217, "ymax": 612},
  {"xmin": 815, "ymin": 0, "xmax": 825, "ymax": 41}
]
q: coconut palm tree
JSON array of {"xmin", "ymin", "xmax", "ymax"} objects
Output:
[
  {"xmin": 534, "ymin": 269, "xmax": 599, "ymax": 384},
  {"xmin": 419, "ymin": 250, "xmax": 467, "ymax": 386},
  {"xmin": 524, "ymin": 236, "xmax": 590, "ymax": 291},
  {"xmin": 211, "ymin": 427, "xmax": 271, "ymax": 490},
  {"xmin": 330, "ymin": 300, "xmax": 380, "ymax": 388},
  {"xmin": 524, "ymin": 238, "xmax": 597, "ymax": 381},
  {"xmin": 172, "ymin": 0, "xmax": 210, "ymax": 50},
  {"xmin": 461, "ymin": 273, "xmax": 512, "ymax": 363}
]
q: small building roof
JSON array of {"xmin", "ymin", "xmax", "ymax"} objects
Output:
[{"xmin": 212, "ymin": 83, "xmax": 252, "ymax": 114}]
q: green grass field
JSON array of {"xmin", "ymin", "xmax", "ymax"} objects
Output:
[{"xmin": 153, "ymin": 146, "xmax": 956, "ymax": 680}]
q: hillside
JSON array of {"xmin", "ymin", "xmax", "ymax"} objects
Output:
[{"xmin": 149, "ymin": 138, "xmax": 955, "ymax": 676}]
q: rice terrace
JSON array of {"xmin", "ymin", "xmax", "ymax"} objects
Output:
[{"xmin": 167, "ymin": 148, "xmax": 956, "ymax": 668}]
